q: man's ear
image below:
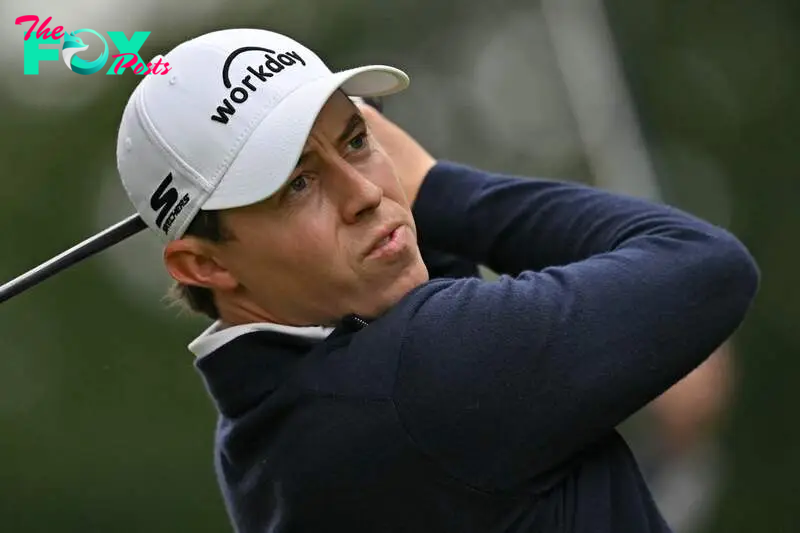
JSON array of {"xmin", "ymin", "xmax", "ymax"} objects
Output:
[{"xmin": 163, "ymin": 237, "xmax": 238, "ymax": 291}]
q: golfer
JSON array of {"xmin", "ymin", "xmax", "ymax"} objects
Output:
[{"xmin": 115, "ymin": 28, "xmax": 759, "ymax": 533}]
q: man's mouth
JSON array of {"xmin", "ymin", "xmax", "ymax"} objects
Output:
[{"xmin": 365, "ymin": 224, "xmax": 405, "ymax": 260}]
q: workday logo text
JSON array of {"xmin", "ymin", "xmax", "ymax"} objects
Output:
[
  {"xmin": 15, "ymin": 15, "xmax": 171, "ymax": 76},
  {"xmin": 211, "ymin": 46, "xmax": 307, "ymax": 124}
]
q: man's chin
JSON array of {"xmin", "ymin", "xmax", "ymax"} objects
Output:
[{"xmin": 360, "ymin": 262, "xmax": 429, "ymax": 319}]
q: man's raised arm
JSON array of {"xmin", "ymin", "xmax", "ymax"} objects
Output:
[{"xmin": 390, "ymin": 161, "xmax": 759, "ymax": 491}]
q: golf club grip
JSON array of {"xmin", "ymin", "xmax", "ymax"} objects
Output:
[
  {"xmin": 361, "ymin": 97, "xmax": 384, "ymax": 112},
  {"xmin": 0, "ymin": 214, "xmax": 147, "ymax": 304}
]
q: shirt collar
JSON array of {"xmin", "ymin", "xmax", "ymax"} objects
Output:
[{"xmin": 188, "ymin": 320, "xmax": 334, "ymax": 359}]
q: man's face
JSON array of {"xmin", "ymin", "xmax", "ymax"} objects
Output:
[{"xmin": 208, "ymin": 92, "xmax": 429, "ymax": 325}]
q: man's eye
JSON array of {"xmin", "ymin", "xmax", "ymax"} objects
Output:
[
  {"xmin": 289, "ymin": 175, "xmax": 309, "ymax": 192},
  {"xmin": 349, "ymin": 132, "xmax": 368, "ymax": 150}
]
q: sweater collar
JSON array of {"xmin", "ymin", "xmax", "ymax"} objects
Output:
[{"xmin": 190, "ymin": 315, "xmax": 369, "ymax": 418}]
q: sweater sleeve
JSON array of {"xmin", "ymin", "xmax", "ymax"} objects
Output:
[
  {"xmin": 393, "ymin": 161, "xmax": 759, "ymax": 491},
  {"xmin": 419, "ymin": 246, "xmax": 481, "ymax": 281}
]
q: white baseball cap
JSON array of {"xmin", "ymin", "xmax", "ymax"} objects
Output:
[{"xmin": 115, "ymin": 28, "xmax": 409, "ymax": 241}]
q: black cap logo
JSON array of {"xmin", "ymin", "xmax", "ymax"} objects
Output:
[{"xmin": 211, "ymin": 46, "xmax": 307, "ymax": 124}]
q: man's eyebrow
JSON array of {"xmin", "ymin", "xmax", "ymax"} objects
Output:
[
  {"xmin": 336, "ymin": 113, "xmax": 366, "ymax": 144},
  {"xmin": 294, "ymin": 113, "xmax": 366, "ymax": 170},
  {"xmin": 295, "ymin": 151, "xmax": 312, "ymax": 170}
]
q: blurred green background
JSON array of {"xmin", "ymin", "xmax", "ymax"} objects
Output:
[{"xmin": 1, "ymin": 0, "xmax": 796, "ymax": 531}]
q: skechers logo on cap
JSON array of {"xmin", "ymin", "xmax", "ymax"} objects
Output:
[
  {"xmin": 211, "ymin": 46, "xmax": 307, "ymax": 124},
  {"xmin": 151, "ymin": 173, "xmax": 190, "ymax": 235}
]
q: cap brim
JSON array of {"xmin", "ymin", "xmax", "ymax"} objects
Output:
[{"xmin": 201, "ymin": 65, "xmax": 409, "ymax": 210}]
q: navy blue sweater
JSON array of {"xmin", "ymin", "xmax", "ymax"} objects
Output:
[{"xmin": 194, "ymin": 161, "xmax": 759, "ymax": 533}]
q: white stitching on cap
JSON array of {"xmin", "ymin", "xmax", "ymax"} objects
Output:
[{"xmin": 134, "ymin": 75, "xmax": 214, "ymax": 192}]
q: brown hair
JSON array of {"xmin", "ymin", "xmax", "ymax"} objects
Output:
[{"xmin": 165, "ymin": 210, "xmax": 230, "ymax": 320}]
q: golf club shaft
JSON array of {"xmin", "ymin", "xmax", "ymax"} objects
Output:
[{"xmin": 0, "ymin": 214, "xmax": 146, "ymax": 304}]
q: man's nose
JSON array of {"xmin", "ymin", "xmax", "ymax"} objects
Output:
[{"xmin": 330, "ymin": 160, "xmax": 383, "ymax": 224}]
